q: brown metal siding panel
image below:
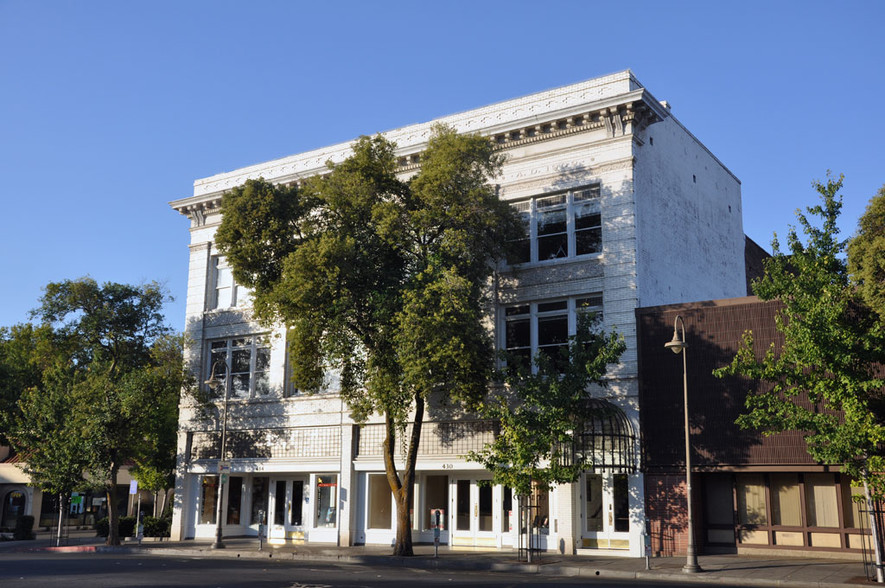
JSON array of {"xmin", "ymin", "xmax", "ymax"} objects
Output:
[{"xmin": 638, "ymin": 298, "xmax": 821, "ymax": 472}]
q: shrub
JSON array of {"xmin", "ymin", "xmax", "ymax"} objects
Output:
[
  {"xmin": 95, "ymin": 517, "xmax": 108, "ymax": 537},
  {"xmin": 94, "ymin": 516, "xmax": 137, "ymax": 538},
  {"xmin": 13, "ymin": 516, "xmax": 35, "ymax": 540},
  {"xmin": 142, "ymin": 516, "xmax": 170, "ymax": 537}
]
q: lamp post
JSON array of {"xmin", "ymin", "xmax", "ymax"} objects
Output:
[
  {"xmin": 664, "ymin": 315, "xmax": 702, "ymax": 573},
  {"xmin": 204, "ymin": 359, "xmax": 230, "ymax": 550}
]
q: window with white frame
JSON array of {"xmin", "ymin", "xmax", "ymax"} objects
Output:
[
  {"xmin": 508, "ymin": 185, "xmax": 602, "ymax": 265},
  {"xmin": 210, "ymin": 256, "xmax": 251, "ymax": 310},
  {"xmin": 503, "ymin": 295, "xmax": 603, "ymax": 371},
  {"xmin": 207, "ymin": 336, "xmax": 271, "ymax": 398}
]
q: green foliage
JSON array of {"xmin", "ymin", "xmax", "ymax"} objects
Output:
[
  {"xmin": 0, "ymin": 325, "xmax": 43, "ymax": 444},
  {"xmin": 216, "ymin": 125, "xmax": 524, "ymax": 555},
  {"xmin": 94, "ymin": 516, "xmax": 137, "ymax": 538},
  {"xmin": 5, "ymin": 278, "xmax": 193, "ymax": 546},
  {"xmin": 715, "ymin": 174, "xmax": 885, "ymax": 493},
  {"xmin": 142, "ymin": 515, "xmax": 171, "ymax": 537},
  {"xmin": 468, "ymin": 313, "xmax": 626, "ymax": 497},
  {"xmin": 848, "ymin": 184, "xmax": 885, "ymax": 318}
]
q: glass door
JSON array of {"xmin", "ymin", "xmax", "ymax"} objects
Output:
[
  {"xmin": 451, "ymin": 478, "xmax": 497, "ymax": 547},
  {"xmin": 268, "ymin": 477, "xmax": 306, "ymax": 543},
  {"xmin": 582, "ymin": 473, "xmax": 630, "ymax": 550}
]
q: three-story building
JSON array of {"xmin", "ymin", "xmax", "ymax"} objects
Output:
[{"xmin": 169, "ymin": 70, "xmax": 748, "ymax": 556}]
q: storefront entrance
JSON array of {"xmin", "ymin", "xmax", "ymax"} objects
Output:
[
  {"xmin": 451, "ymin": 478, "xmax": 500, "ymax": 548},
  {"xmin": 581, "ymin": 472, "xmax": 630, "ymax": 550},
  {"xmin": 268, "ymin": 477, "xmax": 306, "ymax": 543}
]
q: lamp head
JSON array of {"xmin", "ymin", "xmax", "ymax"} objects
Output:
[
  {"xmin": 204, "ymin": 374, "xmax": 222, "ymax": 391},
  {"xmin": 664, "ymin": 329, "xmax": 686, "ymax": 354}
]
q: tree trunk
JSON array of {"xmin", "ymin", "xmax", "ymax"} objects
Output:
[
  {"xmin": 863, "ymin": 472, "xmax": 884, "ymax": 583},
  {"xmin": 106, "ymin": 463, "xmax": 120, "ymax": 546},
  {"xmin": 392, "ymin": 491, "xmax": 413, "ymax": 556},
  {"xmin": 384, "ymin": 394, "xmax": 425, "ymax": 556}
]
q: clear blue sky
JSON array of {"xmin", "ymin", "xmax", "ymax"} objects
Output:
[{"xmin": 1, "ymin": 1, "xmax": 882, "ymax": 330}]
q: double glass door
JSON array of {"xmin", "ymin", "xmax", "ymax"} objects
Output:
[
  {"xmin": 452, "ymin": 479, "xmax": 499, "ymax": 547},
  {"xmin": 269, "ymin": 477, "xmax": 306, "ymax": 542},
  {"xmin": 582, "ymin": 473, "xmax": 630, "ymax": 550}
]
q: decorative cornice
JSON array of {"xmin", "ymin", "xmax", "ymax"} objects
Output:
[{"xmin": 170, "ymin": 71, "xmax": 669, "ymax": 220}]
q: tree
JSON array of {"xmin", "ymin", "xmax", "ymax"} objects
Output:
[
  {"xmin": 215, "ymin": 125, "xmax": 523, "ymax": 555},
  {"xmin": 7, "ymin": 278, "xmax": 192, "ymax": 546},
  {"xmin": 468, "ymin": 312, "xmax": 624, "ymax": 559},
  {"xmin": 0, "ymin": 324, "xmax": 43, "ymax": 445},
  {"xmin": 715, "ymin": 174, "xmax": 885, "ymax": 581},
  {"xmin": 848, "ymin": 184, "xmax": 885, "ymax": 317}
]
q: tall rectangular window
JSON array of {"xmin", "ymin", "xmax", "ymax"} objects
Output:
[
  {"xmin": 736, "ymin": 474, "xmax": 767, "ymax": 526},
  {"xmin": 508, "ymin": 185, "xmax": 602, "ymax": 265},
  {"xmin": 423, "ymin": 475, "xmax": 448, "ymax": 531},
  {"xmin": 770, "ymin": 474, "xmax": 801, "ymax": 526},
  {"xmin": 210, "ymin": 256, "xmax": 251, "ymax": 310},
  {"xmin": 207, "ymin": 336, "xmax": 271, "ymax": 398},
  {"xmin": 200, "ymin": 476, "xmax": 218, "ymax": 525},
  {"xmin": 315, "ymin": 475, "xmax": 338, "ymax": 528},
  {"xmin": 368, "ymin": 474, "xmax": 392, "ymax": 529},
  {"xmin": 805, "ymin": 473, "xmax": 839, "ymax": 528}
]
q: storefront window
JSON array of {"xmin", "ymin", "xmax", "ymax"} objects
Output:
[
  {"xmin": 532, "ymin": 482, "xmax": 549, "ymax": 534},
  {"xmin": 423, "ymin": 475, "xmax": 448, "ymax": 532},
  {"xmin": 502, "ymin": 486, "xmax": 512, "ymax": 534},
  {"xmin": 770, "ymin": 474, "xmax": 801, "ymax": 526},
  {"xmin": 200, "ymin": 476, "xmax": 218, "ymax": 525},
  {"xmin": 368, "ymin": 474, "xmax": 392, "ymax": 529},
  {"xmin": 736, "ymin": 474, "xmax": 767, "ymax": 525},
  {"xmin": 315, "ymin": 475, "xmax": 337, "ymax": 528},
  {"xmin": 842, "ymin": 482, "xmax": 869, "ymax": 529},
  {"xmin": 805, "ymin": 473, "xmax": 839, "ymax": 528}
]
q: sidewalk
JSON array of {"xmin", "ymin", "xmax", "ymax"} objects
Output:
[{"xmin": 3, "ymin": 530, "xmax": 877, "ymax": 587}]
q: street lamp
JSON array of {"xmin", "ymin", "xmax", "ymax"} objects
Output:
[
  {"xmin": 204, "ymin": 359, "xmax": 230, "ymax": 550},
  {"xmin": 664, "ymin": 315, "xmax": 702, "ymax": 573}
]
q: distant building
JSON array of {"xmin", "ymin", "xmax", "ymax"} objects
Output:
[
  {"xmin": 0, "ymin": 445, "xmax": 157, "ymax": 533},
  {"xmin": 169, "ymin": 70, "xmax": 749, "ymax": 556}
]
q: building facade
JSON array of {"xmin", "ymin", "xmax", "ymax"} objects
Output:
[
  {"xmin": 169, "ymin": 70, "xmax": 748, "ymax": 556},
  {"xmin": 637, "ymin": 297, "xmax": 873, "ymax": 559}
]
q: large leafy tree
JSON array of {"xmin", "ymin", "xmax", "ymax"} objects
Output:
[
  {"xmin": 848, "ymin": 184, "xmax": 885, "ymax": 318},
  {"xmin": 7, "ymin": 278, "xmax": 192, "ymax": 546},
  {"xmin": 716, "ymin": 175, "xmax": 885, "ymax": 581},
  {"xmin": 215, "ymin": 125, "xmax": 523, "ymax": 555},
  {"xmin": 468, "ymin": 312, "xmax": 625, "ymax": 497}
]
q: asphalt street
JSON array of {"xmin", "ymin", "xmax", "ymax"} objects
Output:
[{"xmin": 0, "ymin": 552, "xmax": 752, "ymax": 588}]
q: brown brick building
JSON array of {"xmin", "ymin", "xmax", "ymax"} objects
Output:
[{"xmin": 637, "ymin": 297, "xmax": 871, "ymax": 558}]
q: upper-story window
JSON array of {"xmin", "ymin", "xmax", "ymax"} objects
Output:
[
  {"xmin": 509, "ymin": 185, "xmax": 602, "ymax": 265},
  {"xmin": 503, "ymin": 295, "xmax": 603, "ymax": 372},
  {"xmin": 207, "ymin": 336, "xmax": 270, "ymax": 398},
  {"xmin": 210, "ymin": 256, "xmax": 251, "ymax": 310}
]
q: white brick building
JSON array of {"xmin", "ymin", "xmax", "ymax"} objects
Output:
[{"xmin": 169, "ymin": 70, "xmax": 747, "ymax": 556}]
